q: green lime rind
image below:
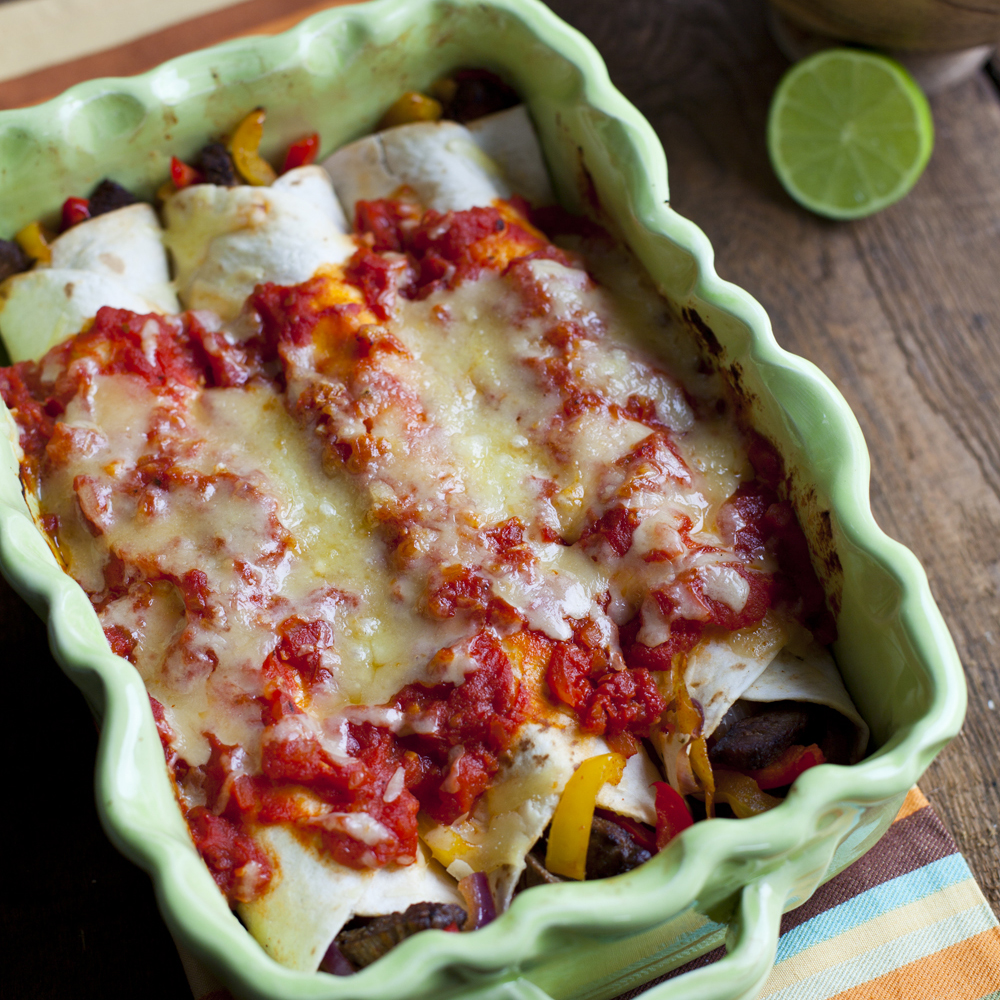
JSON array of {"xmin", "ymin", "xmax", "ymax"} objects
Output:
[{"xmin": 767, "ymin": 49, "xmax": 934, "ymax": 221}]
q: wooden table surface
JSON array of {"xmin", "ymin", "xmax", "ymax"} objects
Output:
[{"xmin": 1, "ymin": 1, "xmax": 997, "ymax": 997}]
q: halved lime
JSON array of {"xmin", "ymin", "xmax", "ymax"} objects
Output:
[{"xmin": 767, "ymin": 49, "xmax": 934, "ymax": 220}]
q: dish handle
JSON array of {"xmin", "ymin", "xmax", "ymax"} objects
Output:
[{"xmin": 459, "ymin": 866, "xmax": 793, "ymax": 1000}]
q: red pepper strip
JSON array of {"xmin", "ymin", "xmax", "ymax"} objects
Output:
[
  {"xmin": 443, "ymin": 923, "xmax": 460, "ymax": 933},
  {"xmin": 653, "ymin": 782, "xmax": 694, "ymax": 850},
  {"xmin": 61, "ymin": 196, "xmax": 90, "ymax": 231},
  {"xmin": 742, "ymin": 744, "xmax": 825, "ymax": 790},
  {"xmin": 282, "ymin": 132, "xmax": 320, "ymax": 173},
  {"xmin": 171, "ymin": 156, "xmax": 204, "ymax": 190}
]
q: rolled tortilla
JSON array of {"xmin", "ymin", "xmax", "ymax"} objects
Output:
[
  {"xmin": 48, "ymin": 203, "xmax": 177, "ymax": 312},
  {"xmin": 323, "ymin": 119, "xmax": 509, "ymax": 219},
  {"xmin": 0, "ymin": 203, "xmax": 179, "ymax": 363},
  {"xmin": 162, "ymin": 165, "xmax": 355, "ymax": 321},
  {"xmin": 240, "ymin": 830, "xmax": 461, "ymax": 973},
  {"xmin": 653, "ymin": 628, "xmax": 869, "ymax": 791},
  {"xmin": 466, "ymin": 105, "xmax": 554, "ymax": 208},
  {"xmin": 741, "ymin": 642, "xmax": 869, "ymax": 762},
  {"xmin": 423, "ymin": 721, "xmax": 659, "ymax": 912}
]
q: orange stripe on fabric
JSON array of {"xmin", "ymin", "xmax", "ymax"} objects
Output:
[
  {"xmin": 826, "ymin": 928, "xmax": 1000, "ymax": 1000},
  {"xmin": 893, "ymin": 786, "xmax": 929, "ymax": 823}
]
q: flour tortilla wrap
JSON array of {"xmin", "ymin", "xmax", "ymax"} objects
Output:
[
  {"xmin": 49, "ymin": 203, "xmax": 177, "ymax": 312},
  {"xmin": 162, "ymin": 165, "xmax": 355, "ymax": 321},
  {"xmin": 466, "ymin": 105, "xmax": 554, "ymax": 207},
  {"xmin": 241, "ymin": 832, "xmax": 461, "ymax": 972},
  {"xmin": 653, "ymin": 628, "xmax": 868, "ymax": 791},
  {"xmin": 742, "ymin": 642, "xmax": 869, "ymax": 762},
  {"xmin": 324, "ymin": 120, "xmax": 508, "ymax": 217},
  {"xmin": 323, "ymin": 105, "xmax": 552, "ymax": 219},
  {"xmin": 0, "ymin": 203, "xmax": 178, "ymax": 362},
  {"xmin": 423, "ymin": 721, "xmax": 659, "ymax": 912}
]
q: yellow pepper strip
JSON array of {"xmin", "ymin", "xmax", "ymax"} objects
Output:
[
  {"xmin": 15, "ymin": 221, "xmax": 51, "ymax": 264},
  {"xmin": 228, "ymin": 107, "xmax": 276, "ymax": 186},
  {"xmin": 378, "ymin": 91, "xmax": 443, "ymax": 130},
  {"xmin": 546, "ymin": 752, "xmax": 625, "ymax": 880},
  {"xmin": 714, "ymin": 771, "xmax": 783, "ymax": 819},
  {"xmin": 688, "ymin": 736, "xmax": 715, "ymax": 818},
  {"xmin": 666, "ymin": 652, "xmax": 703, "ymax": 738}
]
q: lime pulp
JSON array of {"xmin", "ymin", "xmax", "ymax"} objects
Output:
[{"xmin": 767, "ymin": 49, "xmax": 934, "ymax": 221}]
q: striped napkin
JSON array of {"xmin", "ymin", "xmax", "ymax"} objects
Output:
[
  {"xmin": 629, "ymin": 788, "xmax": 1000, "ymax": 1000},
  {"xmin": 1, "ymin": 2, "xmax": 997, "ymax": 998}
]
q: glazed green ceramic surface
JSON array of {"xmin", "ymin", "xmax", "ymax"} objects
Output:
[{"xmin": 0, "ymin": 1, "xmax": 966, "ymax": 998}]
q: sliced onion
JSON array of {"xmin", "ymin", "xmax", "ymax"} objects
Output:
[
  {"xmin": 320, "ymin": 941, "xmax": 355, "ymax": 976},
  {"xmin": 458, "ymin": 871, "xmax": 496, "ymax": 929}
]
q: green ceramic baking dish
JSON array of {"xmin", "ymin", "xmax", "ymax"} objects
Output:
[{"xmin": 0, "ymin": 1, "xmax": 966, "ymax": 998}]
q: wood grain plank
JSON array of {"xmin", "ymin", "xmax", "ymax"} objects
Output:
[{"xmin": 543, "ymin": 0, "xmax": 1000, "ymax": 912}]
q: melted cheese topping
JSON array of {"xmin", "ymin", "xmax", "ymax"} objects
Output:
[{"xmin": 28, "ymin": 228, "xmax": 763, "ymax": 878}]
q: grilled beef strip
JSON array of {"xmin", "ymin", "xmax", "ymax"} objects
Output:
[
  {"xmin": 0, "ymin": 239, "xmax": 31, "ymax": 283},
  {"xmin": 88, "ymin": 179, "xmax": 138, "ymax": 216},
  {"xmin": 708, "ymin": 702, "xmax": 811, "ymax": 771},
  {"xmin": 334, "ymin": 901, "xmax": 468, "ymax": 969},
  {"xmin": 197, "ymin": 142, "xmax": 239, "ymax": 187},
  {"xmin": 709, "ymin": 700, "xmax": 857, "ymax": 773}
]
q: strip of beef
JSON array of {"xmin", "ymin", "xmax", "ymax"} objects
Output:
[
  {"xmin": 0, "ymin": 239, "xmax": 31, "ymax": 283},
  {"xmin": 518, "ymin": 848, "xmax": 565, "ymax": 890},
  {"xmin": 197, "ymin": 142, "xmax": 238, "ymax": 187},
  {"xmin": 88, "ymin": 179, "xmax": 138, "ymax": 217},
  {"xmin": 708, "ymin": 702, "xmax": 810, "ymax": 771},
  {"xmin": 585, "ymin": 816, "xmax": 652, "ymax": 879},
  {"xmin": 334, "ymin": 901, "xmax": 467, "ymax": 969},
  {"xmin": 517, "ymin": 813, "xmax": 652, "ymax": 892}
]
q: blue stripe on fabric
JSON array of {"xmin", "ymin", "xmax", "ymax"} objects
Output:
[
  {"xmin": 765, "ymin": 905, "xmax": 999, "ymax": 1000},
  {"xmin": 775, "ymin": 853, "xmax": 971, "ymax": 964}
]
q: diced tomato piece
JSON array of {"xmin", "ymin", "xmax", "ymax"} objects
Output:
[
  {"xmin": 282, "ymin": 132, "xmax": 320, "ymax": 173},
  {"xmin": 546, "ymin": 641, "xmax": 593, "ymax": 711},
  {"xmin": 620, "ymin": 616, "xmax": 705, "ymax": 673},
  {"xmin": 344, "ymin": 246, "xmax": 414, "ymax": 321},
  {"xmin": 187, "ymin": 806, "xmax": 272, "ymax": 902},
  {"xmin": 582, "ymin": 668, "xmax": 665, "ymax": 737},
  {"xmin": 579, "ymin": 505, "xmax": 640, "ymax": 557}
]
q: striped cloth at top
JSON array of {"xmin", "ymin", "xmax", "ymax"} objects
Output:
[{"xmin": 180, "ymin": 788, "xmax": 1000, "ymax": 1000}]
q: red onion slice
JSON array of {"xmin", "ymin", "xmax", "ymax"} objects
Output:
[
  {"xmin": 320, "ymin": 941, "xmax": 355, "ymax": 976},
  {"xmin": 458, "ymin": 871, "xmax": 496, "ymax": 929}
]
